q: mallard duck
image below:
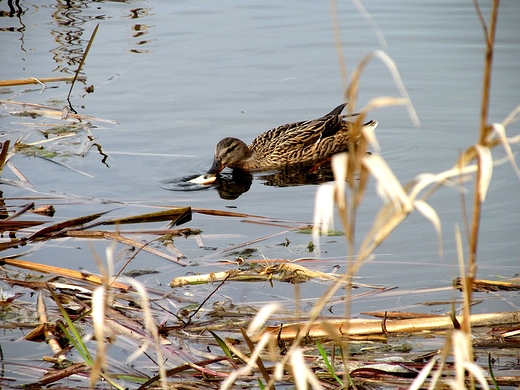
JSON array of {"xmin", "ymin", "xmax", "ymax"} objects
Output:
[{"xmin": 205, "ymin": 103, "xmax": 377, "ymax": 178}]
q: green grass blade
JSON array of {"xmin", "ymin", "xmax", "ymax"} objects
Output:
[
  {"xmin": 488, "ymin": 353, "xmax": 500, "ymax": 390},
  {"xmin": 208, "ymin": 330, "xmax": 234, "ymax": 360},
  {"xmin": 57, "ymin": 320, "xmax": 93, "ymax": 365},
  {"xmin": 47, "ymin": 283, "xmax": 93, "ymax": 365},
  {"xmin": 316, "ymin": 341, "xmax": 343, "ymax": 386}
]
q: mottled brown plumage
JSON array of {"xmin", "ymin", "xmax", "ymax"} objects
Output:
[{"xmin": 207, "ymin": 103, "xmax": 377, "ymax": 175}]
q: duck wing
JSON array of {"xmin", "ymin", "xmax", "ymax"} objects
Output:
[
  {"xmin": 250, "ymin": 103, "xmax": 347, "ymax": 150},
  {"xmin": 324, "ymin": 102, "xmax": 347, "ymax": 117},
  {"xmin": 275, "ymin": 103, "xmax": 347, "ymax": 148},
  {"xmin": 248, "ymin": 104, "xmax": 349, "ymax": 166},
  {"xmin": 248, "ymin": 120, "xmax": 307, "ymax": 158}
]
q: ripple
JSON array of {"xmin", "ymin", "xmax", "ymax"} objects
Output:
[{"xmin": 158, "ymin": 174, "xmax": 216, "ymax": 192}]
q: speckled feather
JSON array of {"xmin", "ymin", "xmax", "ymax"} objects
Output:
[{"xmin": 208, "ymin": 103, "xmax": 377, "ymax": 173}]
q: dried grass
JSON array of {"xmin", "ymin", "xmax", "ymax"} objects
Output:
[{"xmin": 1, "ymin": 1, "xmax": 518, "ymax": 389}]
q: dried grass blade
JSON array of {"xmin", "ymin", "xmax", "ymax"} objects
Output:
[
  {"xmin": 361, "ymin": 311, "xmax": 445, "ymax": 319},
  {"xmin": 6, "ymin": 162, "xmax": 33, "ymax": 188},
  {"xmin": 490, "ymin": 123, "xmax": 520, "ymax": 180},
  {"xmin": 102, "ymin": 311, "xmax": 161, "ymax": 346},
  {"xmin": 351, "ymin": 0, "xmax": 387, "ymax": 47},
  {"xmin": 27, "ymin": 133, "xmax": 77, "ymax": 147},
  {"xmin": 103, "ymin": 207, "xmax": 191, "ymax": 226},
  {"xmin": 164, "ymin": 240, "xmax": 186, "ymax": 259},
  {"xmin": 198, "ymin": 229, "xmax": 290, "ymax": 261},
  {"xmin": 90, "ymin": 286, "xmax": 106, "ymax": 387},
  {"xmin": 193, "ymin": 208, "xmax": 269, "ymax": 219},
  {"xmin": 240, "ymin": 327, "xmax": 271, "ymax": 385},
  {"xmin": 23, "ymin": 323, "xmax": 47, "ymax": 341},
  {"xmin": 36, "ymin": 292, "xmax": 67, "ymax": 359},
  {"xmin": 35, "ymin": 362, "xmax": 89, "ymax": 386},
  {"xmin": 289, "ymin": 347, "xmax": 323, "ymax": 390},
  {"xmin": 363, "ymin": 155, "xmax": 412, "ymax": 212},
  {"xmin": 118, "ymin": 277, "xmax": 168, "ymax": 388},
  {"xmin": 67, "ymin": 23, "xmax": 99, "ymax": 100},
  {"xmin": 0, "ymin": 277, "xmax": 50, "ymax": 291},
  {"xmin": 331, "ymin": 152, "xmax": 347, "ymax": 211},
  {"xmin": 347, "ymin": 50, "xmax": 419, "ymax": 127},
  {"xmin": 331, "ymin": 153, "xmax": 352, "ymax": 241},
  {"xmin": 0, "ymin": 76, "xmax": 85, "ymax": 87},
  {"xmin": 312, "ymin": 183, "xmax": 335, "ymax": 246},
  {"xmin": 221, "ymin": 332, "xmax": 272, "ymax": 390},
  {"xmin": 358, "ymin": 202, "xmax": 406, "ymax": 257},
  {"xmin": 0, "ymin": 258, "xmax": 131, "ymax": 290},
  {"xmin": 0, "ymin": 99, "xmax": 119, "ymax": 124},
  {"xmin": 38, "ymin": 157, "xmax": 95, "ymax": 178},
  {"xmin": 453, "ymin": 277, "xmax": 520, "ymax": 292},
  {"xmin": 0, "ymin": 220, "xmax": 45, "ymax": 232},
  {"xmin": 413, "ymin": 199, "xmax": 443, "ymax": 255},
  {"xmin": 0, "ymin": 140, "xmax": 10, "ymax": 175},
  {"xmin": 474, "ymin": 145, "xmax": 493, "ymax": 202},
  {"xmin": 3, "ymin": 202, "xmax": 34, "ymax": 221},
  {"xmin": 103, "ymin": 231, "xmax": 188, "ymax": 266},
  {"xmin": 28, "ymin": 211, "xmax": 109, "ymax": 240},
  {"xmin": 65, "ymin": 227, "xmax": 201, "ymax": 238},
  {"xmin": 361, "ymin": 96, "xmax": 409, "ymax": 113}
]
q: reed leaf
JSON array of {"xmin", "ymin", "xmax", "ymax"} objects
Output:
[
  {"xmin": 316, "ymin": 341, "xmax": 343, "ymax": 386},
  {"xmin": 474, "ymin": 145, "xmax": 493, "ymax": 202},
  {"xmin": 67, "ymin": 23, "xmax": 99, "ymax": 101},
  {"xmin": 47, "ymin": 283, "xmax": 94, "ymax": 365},
  {"xmin": 208, "ymin": 330, "xmax": 234, "ymax": 360}
]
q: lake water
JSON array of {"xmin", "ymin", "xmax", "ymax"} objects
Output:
[{"xmin": 1, "ymin": 0, "xmax": 519, "ymax": 385}]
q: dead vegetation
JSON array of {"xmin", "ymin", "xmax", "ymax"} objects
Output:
[{"xmin": 0, "ymin": 0, "xmax": 519, "ymax": 389}]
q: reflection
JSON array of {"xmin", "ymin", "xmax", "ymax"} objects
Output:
[
  {"xmin": 159, "ymin": 159, "xmax": 335, "ymax": 200},
  {"xmin": 215, "ymin": 159, "xmax": 334, "ymax": 200},
  {"xmin": 0, "ymin": 0, "xmax": 25, "ymax": 19},
  {"xmin": 50, "ymin": 1, "xmax": 105, "ymax": 74},
  {"xmin": 127, "ymin": 8, "xmax": 153, "ymax": 53},
  {"xmin": 0, "ymin": 0, "xmax": 27, "ymax": 50},
  {"xmin": 215, "ymin": 170, "xmax": 254, "ymax": 200},
  {"xmin": 2, "ymin": 1, "xmax": 154, "ymax": 78},
  {"xmin": 129, "ymin": 8, "xmax": 150, "ymax": 19},
  {"xmin": 258, "ymin": 160, "xmax": 334, "ymax": 187},
  {"xmin": 2, "ymin": 2, "xmax": 155, "ymax": 75}
]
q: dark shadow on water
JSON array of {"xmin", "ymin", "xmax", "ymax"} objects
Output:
[{"xmin": 159, "ymin": 159, "xmax": 334, "ymax": 200}]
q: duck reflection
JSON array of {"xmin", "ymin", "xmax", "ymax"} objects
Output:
[{"xmin": 214, "ymin": 159, "xmax": 334, "ymax": 200}]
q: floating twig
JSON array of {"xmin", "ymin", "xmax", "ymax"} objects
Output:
[{"xmin": 0, "ymin": 76, "xmax": 86, "ymax": 87}]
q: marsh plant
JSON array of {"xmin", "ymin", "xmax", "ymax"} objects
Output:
[
  {"xmin": 5, "ymin": 1, "xmax": 517, "ymax": 389},
  {"xmin": 219, "ymin": 1, "xmax": 520, "ymax": 389}
]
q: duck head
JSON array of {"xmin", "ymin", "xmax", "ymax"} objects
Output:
[{"xmin": 206, "ymin": 137, "xmax": 252, "ymax": 176}]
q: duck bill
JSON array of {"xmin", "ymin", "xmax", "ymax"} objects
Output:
[{"xmin": 206, "ymin": 159, "xmax": 224, "ymax": 176}]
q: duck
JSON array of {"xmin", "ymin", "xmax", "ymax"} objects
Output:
[{"xmin": 204, "ymin": 103, "xmax": 377, "ymax": 179}]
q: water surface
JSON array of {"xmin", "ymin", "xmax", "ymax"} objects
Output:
[{"xmin": 1, "ymin": 0, "xmax": 519, "ymax": 384}]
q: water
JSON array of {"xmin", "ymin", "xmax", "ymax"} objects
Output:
[
  {"xmin": 2, "ymin": 0, "xmax": 519, "ymax": 306},
  {"xmin": 1, "ymin": 0, "xmax": 519, "ymax": 384}
]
